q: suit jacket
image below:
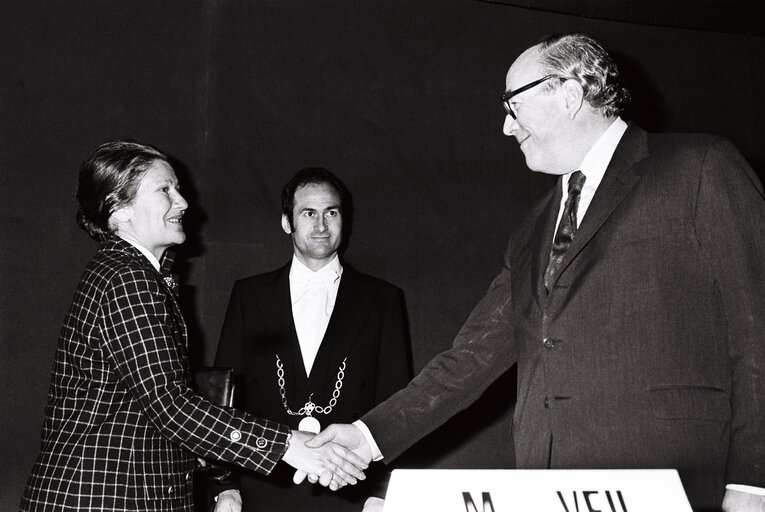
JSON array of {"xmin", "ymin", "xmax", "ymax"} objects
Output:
[
  {"xmin": 214, "ymin": 261, "xmax": 412, "ymax": 512},
  {"xmin": 363, "ymin": 125, "xmax": 765, "ymax": 511},
  {"xmin": 21, "ymin": 236, "xmax": 291, "ymax": 512}
]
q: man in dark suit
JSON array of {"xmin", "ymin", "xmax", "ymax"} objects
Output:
[
  {"xmin": 309, "ymin": 34, "xmax": 765, "ymax": 511},
  {"xmin": 212, "ymin": 168, "xmax": 412, "ymax": 511}
]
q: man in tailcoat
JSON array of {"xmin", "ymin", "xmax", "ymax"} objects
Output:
[{"xmin": 213, "ymin": 167, "xmax": 412, "ymax": 511}]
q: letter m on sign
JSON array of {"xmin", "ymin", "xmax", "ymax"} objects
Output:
[{"xmin": 462, "ymin": 492, "xmax": 495, "ymax": 512}]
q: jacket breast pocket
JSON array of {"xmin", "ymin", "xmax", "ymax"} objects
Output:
[{"xmin": 649, "ymin": 385, "xmax": 730, "ymax": 422}]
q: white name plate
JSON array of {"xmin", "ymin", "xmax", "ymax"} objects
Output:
[{"xmin": 383, "ymin": 469, "xmax": 692, "ymax": 512}]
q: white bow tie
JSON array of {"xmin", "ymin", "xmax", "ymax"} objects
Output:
[
  {"xmin": 293, "ymin": 270, "xmax": 340, "ymax": 308},
  {"xmin": 296, "ymin": 270, "xmax": 340, "ymax": 288}
]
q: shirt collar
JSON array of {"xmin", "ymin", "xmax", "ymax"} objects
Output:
[
  {"xmin": 564, "ymin": 116, "xmax": 628, "ymax": 191},
  {"xmin": 120, "ymin": 236, "xmax": 162, "ymax": 271}
]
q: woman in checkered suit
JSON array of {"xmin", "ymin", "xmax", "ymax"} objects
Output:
[{"xmin": 20, "ymin": 141, "xmax": 366, "ymax": 512}]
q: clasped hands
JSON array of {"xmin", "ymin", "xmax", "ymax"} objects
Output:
[
  {"xmin": 215, "ymin": 426, "xmax": 374, "ymax": 512},
  {"xmin": 286, "ymin": 424, "xmax": 372, "ymax": 491}
]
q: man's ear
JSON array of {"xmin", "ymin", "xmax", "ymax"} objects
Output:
[
  {"xmin": 562, "ymin": 79, "xmax": 584, "ymax": 118},
  {"xmin": 281, "ymin": 214, "xmax": 292, "ymax": 235}
]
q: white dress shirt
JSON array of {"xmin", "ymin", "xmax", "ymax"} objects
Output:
[
  {"xmin": 289, "ymin": 254, "xmax": 342, "ymax": 376},
  {"xmin": 553, "ymin": 117, "xmax": 628, "ymax": 236}
]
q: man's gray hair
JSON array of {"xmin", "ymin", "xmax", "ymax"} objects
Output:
[{"xmin": 537, "ymin": 33, "xmax": 631, "ymax": 118}]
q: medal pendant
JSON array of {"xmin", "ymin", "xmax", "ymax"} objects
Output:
[{"xmin": 298, "ymin": 416, "xmax": 321, "ymax": 434}]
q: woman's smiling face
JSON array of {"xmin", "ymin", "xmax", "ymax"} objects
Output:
[{"xmin": 114, "ymin": 159, "xmax": 188, "ymax": 259}]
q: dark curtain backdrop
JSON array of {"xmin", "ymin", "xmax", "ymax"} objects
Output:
[
  {"xmin": 488, "ymin": 0, "xmax": 765, "ymax": 36},
  {"xmin": 2, "ymin": 1, "xmax": 763, "ymax": 509}
]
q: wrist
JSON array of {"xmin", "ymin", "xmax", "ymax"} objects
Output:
[
  {"xmin": 215, "ymin": 489, "xmax": 241, "ymax": 504},
  {"xmin": 283, "ymin": 430, "xmax": 295, "ymax": 458}
]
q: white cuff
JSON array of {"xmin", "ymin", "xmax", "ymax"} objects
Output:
[
  {"xmin": 352, "ymin": 419, "xmax": 383, "ymax": 461},
  {"xmin": 214, "ymin": 489, "xmax": 241, "ymax": 502},
  {"xmin": 726, "ymin": 484, "xmax": 765, "ymax": 496}
]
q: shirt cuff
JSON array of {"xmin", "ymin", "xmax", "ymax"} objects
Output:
[
  {"xmin": 352, "ymin": 419, "xmax": 383, "ymax": 461},
  {"xmin": 726, "ymin": 484, "xmax": 765, "ymax": 496},
  {"xmin": 214, "ymin": 489, "xmax": 241, "ymax": 503}
]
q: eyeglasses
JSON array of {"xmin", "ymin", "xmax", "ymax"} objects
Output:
[{"xmin": 501, "ymin": 74, "xmax": 560, "ymax": 119}]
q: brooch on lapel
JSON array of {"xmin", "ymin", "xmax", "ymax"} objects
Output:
[{"xmin": 163, "ymin": 275, "xmax": 179, "ymax": 295}]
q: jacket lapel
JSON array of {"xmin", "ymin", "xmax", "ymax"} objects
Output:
[
  {"xmin": 307, "ymin": 265, "xmax": 367, "ymax": 389},
  {"xmin": 107, "ymin": 238, "xmax": 190, "ymax": 362},
  {"xmin": 533, "ymin": 184, "xmax": 562, "ymax": 305},
  {"xmin": 547, "ymin": 124, "xmax": 649, "ymax": 291},
  {"xmin": 258, "ymin": 264, "xmax": 306, "ymax": 396}
]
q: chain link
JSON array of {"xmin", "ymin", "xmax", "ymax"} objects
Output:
[{"xmin": 276, "ymin": 355, "xmax": 346, "ymax": 417}]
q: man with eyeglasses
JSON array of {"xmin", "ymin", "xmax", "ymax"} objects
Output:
[{"xmin": 309, "ymin": 33, "xmax": 765, "ymax": 511}]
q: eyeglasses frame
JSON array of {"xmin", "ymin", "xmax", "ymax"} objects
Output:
[{"xmin": 501, "ymin": 74, "xmax": 561, "ymax": 119}]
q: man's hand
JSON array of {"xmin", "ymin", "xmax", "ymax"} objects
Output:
[
  {"xmin": 722, "ymin": 488, "xmax": 765, "ymax": 511},
  {"xmin": 308, "ymin": 423, "xmax": 373, "ymax": 461},
  {"xmin": 295, "ymin": 423, "xmax": 374, "ymax": 487},
  {"xmin": 282, "ymin": 430, "xmax": 368, "ymax": 491},
  {"xmin": 213, "ymin": 489, "xmax": 241, "ymax": 512}
]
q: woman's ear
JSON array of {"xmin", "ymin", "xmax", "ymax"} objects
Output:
[{"xmin": 112, "ymin": 208, "xmax": 130, "ymax": 223}]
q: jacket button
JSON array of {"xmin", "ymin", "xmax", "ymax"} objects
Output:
[
  {"xmin": 168, "ymin": 485, "xmax": 175, "ymax": 495},
  {"xmin": 229, "ymin": 429, "xmax": 242, "ymax": 442},
  {"xmin": 255, "ymin": 437, "xmax": 268, "ymax": 449},
  {"xmin": 544, "ymin": 397, "xmax": 549, "ymax": 408},
  {"xmin": 542, "ymin": 338, "xmax": 556, "ymax": 349}
]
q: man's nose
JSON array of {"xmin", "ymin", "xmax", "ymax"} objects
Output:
[
  {"xmin": 315, "ymin": 215, "xmax": 328, "ymax": 231},
  {"xmin": 503, "ymin": 114, "xmax": 517, "ymax": 136}
]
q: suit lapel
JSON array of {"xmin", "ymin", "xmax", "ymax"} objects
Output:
[
  {"xmin": 258, "ymin": 264, "xmax": 306, "ymax": 396},
  {"xmin": 307, "ymin": 266, "xmax": 367, "ymax": 389},
  {"xmin": 547, "ymin": 124, "xmax": 649, "ymax": 292},
  {"xmin": 532, "ymin": 184, "xmax": 562, "ymax": 306}
]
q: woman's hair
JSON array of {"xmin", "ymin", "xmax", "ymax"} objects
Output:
[
  {"xmin": 537, "ymin": 33, "xmax": 631, "ymax": 118},
  {"xmin": 76, "ymin": 140, "xmax": 168, "ymax": 240}
]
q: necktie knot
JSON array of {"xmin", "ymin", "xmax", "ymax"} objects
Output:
[{"xmin": 568, "ymin": 170, "xmax": 586, "ymax": 195}]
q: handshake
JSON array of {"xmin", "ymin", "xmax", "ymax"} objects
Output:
[
  {"xmin": 213, "ymin": 424, "xmax": 377, "ymax": 512},
  {"xmin": 284, "ymin": 424, "xmax": 372, "ymax": 490}
]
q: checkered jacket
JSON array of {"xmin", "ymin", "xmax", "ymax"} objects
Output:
[{"xmin": 21, "ymin": 236, "xmax": 290, "ymax": 512}]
